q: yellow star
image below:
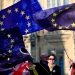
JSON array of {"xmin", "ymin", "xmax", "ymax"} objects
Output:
[
  {"xmin": 11, "ymin": 45, "xmax": 13, "ymax": 48},
  {"xmin": 7, "ymin": 9, "xmax": 12, "ymax": 14},
  {"xmin": 58, "ymin": 26, "xmax": 62, "ymax": 29},
  {"xmin": 27, "ymin": 22, "xmax": 31, "ymax": 27},
  {"xmin": 51, "ymin": 18, "xmax": 55, "ymax": 22},
  {"xmin": 2, "ymin": 15, "xmax": 6, "ymax": 19},
  {"xmin": 7, "ymin": 34, "xmax": 11, "ymax": 38},
  {"xmin": 53, "ymin": 23, "xmax": 57, "ymax": 27},
  {"xmin": 1, "ymin": 28, "xmax": 5, "ymax": 31},
  {"xmin": 8, "ymin": 50, "xmax": 12, "ymax": 53},
  {"xmin": 0, "ymin": 21, "xmax": 3, "ymax": 25},
  {"xmin": 65, "ymin": 26, "xmax": 69, "ymax": 29},
  {"xmin": 21, "ymin": 11, "xmax": 25, "ymax": 15},
  {"xmin": 25, "ymin": 16, "xmax": 30, "ymax": 20},
  {"xmin": 25, "ymin": 29, "xmax": 29, "ymax": 33},
  {"xmin": 11, "ymin": 39, "xmax": 14, "ymax": 43},
  {"xmin": 7, "ymin": 57, "xmax": 10, "ymax": 61},
  {"xmin": 65, "ymin": 7, "xmax": 69, "ymax": 10},
  {"xmin": 59, "ymin": 10, "xmax": 62, "ymax": 12},
  {"xmin": 14, "ymin": 8, "xmax": 18, "ymax": 12},
  {"xmin": 71, "ymin": 22, "xmax": 75, "ymax": 27},
  {"xmin": 53, "ymin": 13, "xmax": 57, "ymax": 17}
]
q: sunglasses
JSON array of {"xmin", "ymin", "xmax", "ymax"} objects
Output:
[{"xmin": 48, "ymin": 58, "xmax": 54, "ymax": 60}]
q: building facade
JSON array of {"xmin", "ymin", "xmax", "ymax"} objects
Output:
[{"xmin": 0, "ymin": 0, "xmax": 75, "ymax": 75}]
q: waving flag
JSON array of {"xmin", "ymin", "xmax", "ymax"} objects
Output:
[
  {"xmin": 0, "ymin": 0, "xmax": 43, "ymax": 35},
  {"xmin": 0, "ymin": 26, "xmax": 33, "ymax": 72},
  {"xmin": 33, "ymin": 3, "xmax": 75, "ymax": 31},
  {"xmin": 69, "ymin": 63, "xmax": 75, "ymax": 75},
  {"xmin": 9, "ymin": 61, "xmax": 31, "ymax": 75}
]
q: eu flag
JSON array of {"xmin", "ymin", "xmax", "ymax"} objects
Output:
[
  {"xmin": 0, "ymin": 0, "xmax": 43, "ymax": 35},
  {"xmin": 0, "ymin": 26, "xmax": 33, "ymax": 72},
  {"xmin": 33, "ymin": 3, "xmax": 75, "ymax": 31}
]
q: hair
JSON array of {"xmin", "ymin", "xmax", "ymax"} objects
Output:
[
  {"xmin": 48, "ymin": 53, "xmax": 56, "ymax": 60},
  {"xmin": 40, "ymin": 53, "xmax": 48, "ymax": 58}
]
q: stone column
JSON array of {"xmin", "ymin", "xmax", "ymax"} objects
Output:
[
  {"xmin": 2, "ymin": 0, "xmax": 14, "ymax": 9},
  {"xmin": 0, "ymin": 0, "xmax": 2, "ymax": 10},
  {"xmin": 63, "ymin": 31, "xmax": 74, "ymax": 75}
]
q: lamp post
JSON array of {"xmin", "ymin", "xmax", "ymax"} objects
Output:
[{"xmin": 30, "ymin": 33, "xmax": 40, "ymax": 62}]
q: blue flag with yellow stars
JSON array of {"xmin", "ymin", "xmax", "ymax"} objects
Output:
[
  {"xmin": 33, "ymin": 3, "xmax": 75, "ymax": 31},
  {"xmin": 0, "ymin": 0, "xmax": 43, "ymax": 35},
  {"xmin": 0, "ymin": 26, "xmax": 33, "ymax": 73}
]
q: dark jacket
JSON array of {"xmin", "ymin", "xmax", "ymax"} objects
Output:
[
  {"xmin": 43, "ymin": 65, "xmax": 61, "ymax": 75},
  {"xmin": 35, "ymin": 60, "xmax": 48, "ymax": 75},
  {"xmin": 35, "ymin": 61, "xmax": 61, "ymax": 75}
]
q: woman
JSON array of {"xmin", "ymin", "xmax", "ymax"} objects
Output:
[{"xmin": 42, "ymin": 53, "xmax": 61, "ymax": 75}]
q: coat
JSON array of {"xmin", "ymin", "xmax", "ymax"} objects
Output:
[
  {"xmin": 35, "ymin": 61, "xmax": 61, "ymax": 75},
  {"xmin": 43, "ymin": 65, "xmax": 61, "ymax": 75},
  {"xmin": 35, "ymin": 60, "xmax": 48, "ymax": 75}
]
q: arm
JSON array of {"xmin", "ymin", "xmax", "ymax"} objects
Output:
[{"xmin": 68, "ymin": 58, "xmax": 73, "ymax": 65}]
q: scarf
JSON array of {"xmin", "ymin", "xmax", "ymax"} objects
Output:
[{"xmin": 29, "ymin": 66, "xmax": 38, "ymax": 75}]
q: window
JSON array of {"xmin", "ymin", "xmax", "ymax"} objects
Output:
[
  {"xmin": 59, "ymin": 57, "xmax": 64, "ymax": 75},
  {"xmin": 57, "ymin": 0, "xmax": 61, "ymax": 6},
  {"xmin": 47, "ymin": 0, "xmax": 50, "ymax": 8},
  {"xmin": 52, "ymin": 0, "xmax": 55, "ymax": 7},
  {"xmin": 64, "ymin": 0, "xmax": 68, "ymax": 5},
  {"xmin": 55, "ymin": 58, "xmax": 58, "ymax": 65}
]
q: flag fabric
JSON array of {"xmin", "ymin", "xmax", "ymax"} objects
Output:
[
  {"xmin": 33, "ymin": 3, "xmax": 75, "ymax": 31},
  {"xmin": 0, "ymin": 26, "xmax": 33, "ymax": 72},
  {"xmin": 0, "ymin": 0, "xmax": 43, "ymax": 35},
  {"xmin": 9, "ymin": 61, "xmax": 31, "ymax": 75},
  {"xmin": 0, "ymin": 0, "xmax": 42, "ymax": 74},
  {"xmin": 69, "ymin": 63, "xmax": 75, "ymax": 75}
]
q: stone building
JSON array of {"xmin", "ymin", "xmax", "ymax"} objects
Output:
[{"xmin": 0, "ymin": 0, "xmax": 75, "ymax": 75}]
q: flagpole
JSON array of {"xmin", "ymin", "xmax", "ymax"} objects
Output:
[
  {"xmin": 44, "ymin": 31, "xmax": 69, "ymax": 58},
  {"xmin": 55, "ymin": 31, "xmax": 69, "ymax": 58},
  {"xmin": 35, "ymin": 32, "xmax": 39, "ymax": 62}
]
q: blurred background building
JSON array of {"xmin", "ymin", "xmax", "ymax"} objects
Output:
[{"xmin": 0, "ymin": 0, "xmax": 75, "ymax": 75}]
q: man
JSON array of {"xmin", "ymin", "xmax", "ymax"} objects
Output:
[
  {"xmin": 68, "ymin": 58, "xmax": 75, "ymax": 75},
  {"xmin": 35, "ymin": 53, "xmax": 48, "ymax": 75}
]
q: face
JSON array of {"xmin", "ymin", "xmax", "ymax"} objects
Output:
[
  {"xmin": 41, "ymin": 55, "xmax": 48, "ymax": 62},
  {"xmin": 47, "ymin": 55, "xmax": 55, "ymax": 64},
  {"xmin": 42, "ymin": 57, "xmax": 48, "ymax": 62}
]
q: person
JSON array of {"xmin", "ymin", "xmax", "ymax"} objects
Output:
[
  {"xmin": 68, "ymin": 58, "xmax": 75, "ymax": 75},
  {"xmin": 29, "ymin": 61, "xmax": 38, "ymax": 75},
  {"xmin": 42, "ymin": 53, "xmax": 61, "ymax": 75},
  {"xmin": 35, "ymin": 53, "xmax": 48, "ymax": 75}
]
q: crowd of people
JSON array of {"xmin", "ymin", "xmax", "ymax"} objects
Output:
[
  {"xmin": 29, "ymin": 53, "xmax": 61, "ymax": 75},
  {"xmin": 29, "ymin": 53, "xmax": 75, "ymax": 75},
  {"xmin": 1, "ymin": 53, "xmax": 75, "ymax": 75}
]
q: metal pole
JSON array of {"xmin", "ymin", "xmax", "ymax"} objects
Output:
[
  {"xmin": 35, "ymin": 32, "xmax": 38, "ymax": 61},
  {"xmin": 55, "ymin": 31, "xmax": 69, "ymax": 58}
]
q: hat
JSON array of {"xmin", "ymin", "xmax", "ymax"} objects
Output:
[{"xmin": 40, "ymin": 53, "xmax": 48, "ymax": 58}]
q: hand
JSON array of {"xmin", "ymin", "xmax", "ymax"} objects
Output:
[{"xmin": 68, "ymin": 58, "xmax": 73, "ymax": 65}]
